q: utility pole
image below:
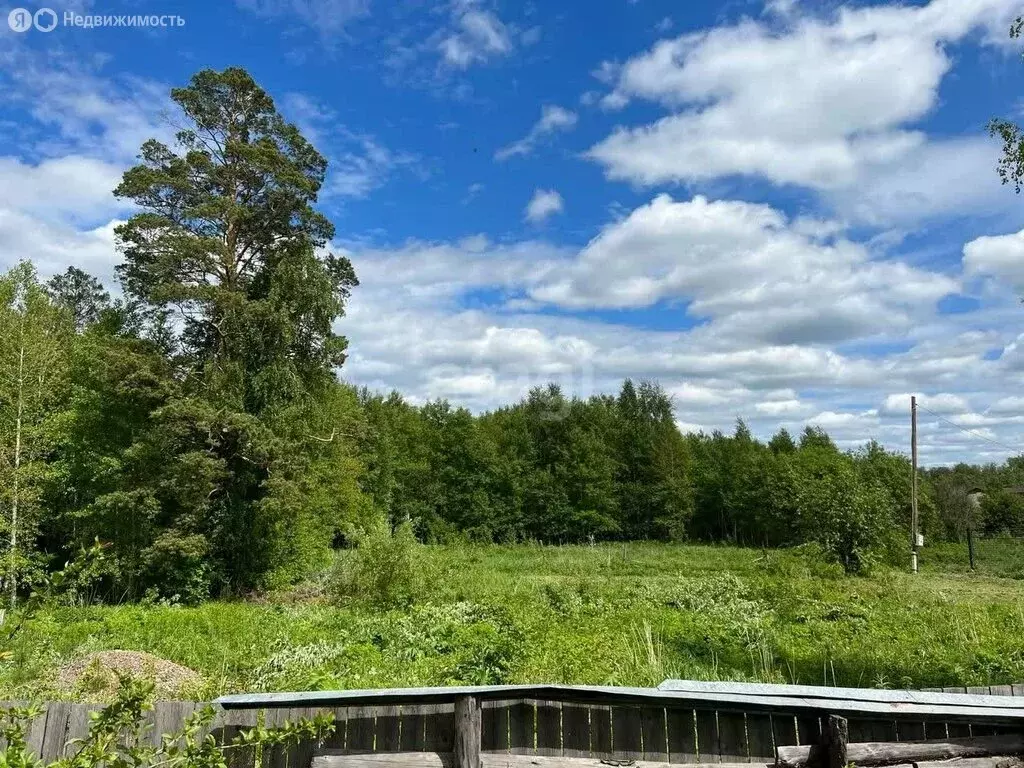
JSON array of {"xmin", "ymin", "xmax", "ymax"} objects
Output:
[{"xmin": 911, "ymin": 395, "xmax": 919, "ymax": 574}]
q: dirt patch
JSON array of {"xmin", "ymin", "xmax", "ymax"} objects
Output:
[{"xmin": 58, "ymin": 650, "xmax": 203, "ymax": 700}]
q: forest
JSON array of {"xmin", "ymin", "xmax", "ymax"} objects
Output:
[{"xmin": 0, "ymin": 66, "xmax": 1022, "ymax": 608}]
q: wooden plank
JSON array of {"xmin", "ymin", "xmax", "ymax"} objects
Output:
[
  {"xmin": 455, "ymin": 696, "xmax": 482, "ymax": 768},
  {"xmin": 347, "ymin": 706, "xmax": 376, "ymax": 753},
  {"xmin": 590, "ymin": 706, "xmax": 611, "ymax": 757},
  {"xmin": 62, "ymin": 704, "xmax": 101, "ymax": 757},
  {"xmin": 716, "ymin": 712, "xmax": 748, "ymax": 763},
  {"xmin": 560, "ymin": 703, "xmax": 590, "ymax": 758},
  {"xmin": 154, "ymin": 701, "xmax": 198, "ymax": 750},
  {"xmin": 770, "ymin": 714, "xmax": 797, "ymax": 758},
  {"xmin": 423, "ymin": 703, "xmax": 455, "ymax": 753},
  {"xmin": 376, "ymin": 706, "xmax": 402, "ymax": 752},
  {"xmin": 924, "ymin": 720, "xmax": 947, "ymax": 740},
  {"xmin": 795, "ymin": 715, "xmax": 820, "ymax": 746},
  {"xmin": 216, "ymin": 707, "xmax": 260, "ymax": 768},
  {"xmin": 224, "ymin": 683, "xmax": 1024, "ymax": 718},
  {"xmin": 744, "ymin": 713, "xmax": 774, "ymax": 763},
  {"xmin": 482, "ymin": 700, "xmax": 510, "ymax": 754},
  {"xmin": 314, "ymin": 752, "xmax": 771, "ymax": 768},
  {"xmin": 895, "ymin": 720, "xmax": 925, "ymax": 742},
  {"xmin": 26, "ymin": 703, "xmax": 48, "ymax": 760},
  {"xmin": 400, "ymin": 705, "xmax": 425, "ymax": 752},
  {"xmin": 40, "ymin": 702, "xmax": 72, "ymax": 763},
  {"xmin": 667, "ymin": 708, "xmax": 697, "ymax": 764},
  {"xmin": 694, "ymin": 709, "xmax": 719, "ymax": 763},
  {"xmin": 947, "ymin": 721, "xmax": 972, "ymax": 738},
  {"xmin": 967, "ymin": 687, "xmax": 992, "ymax": 696},
  {"xmin": 988, "ymin": 686, "xmax": 1014, "ymax": 698},
  {"xmin": 642, "ymin": 706, "xmax": 668, "ymax": 763},
  {"xmin": 1012, "ymin": 684, "xmax": 1024, "ymax": 697},
  {"xmin": 535, "ymin": 701, "xmax": 562, "ymax": 756},
  {"xmin": 611, "ymin": 705, "xmax": 643, "ymax": 761},
  {"xmin": 777, "ymin": 733, "xmax": 1024, "ymax": 768},
  {"xmin": 508, "ymin": 700, "xmax": 534, "ymax": 755},
  {"xmin": 262, "ymin": 706, "xmax": 291, "ymax": 768}
]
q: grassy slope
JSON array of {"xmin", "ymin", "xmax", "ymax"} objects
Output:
[{"xmin": 6, "ymin": 543, "xmax": 1024, "ymax": 701}]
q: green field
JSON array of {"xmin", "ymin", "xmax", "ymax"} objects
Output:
[{"xmin": 7, "ymin": 543, "xmax": 1024, "ymax": 701}]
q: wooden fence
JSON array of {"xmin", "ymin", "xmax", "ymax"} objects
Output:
[{"xmin": 9, "ymin": 682, "xmax": 1024, "ymax": 767}]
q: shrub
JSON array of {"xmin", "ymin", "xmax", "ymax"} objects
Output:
[{"xmin": 328, "ymin": 517, "xmax": 425, "ymax": 608}]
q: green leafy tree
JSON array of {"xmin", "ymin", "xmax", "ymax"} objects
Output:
[{"xmin": 0, "ymin": 263, "xmax": 73, "ymax": 606}]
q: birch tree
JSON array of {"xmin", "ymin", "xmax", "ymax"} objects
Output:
[{"xmin": 0, "ymin": 262, "xmax": 72, "ymax": 607}]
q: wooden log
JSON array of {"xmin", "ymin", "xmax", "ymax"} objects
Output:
[
  {"xmin": 776, "ymin": 734, "xmax": 1024, "ymax": 768},
  {"xmin": 823, "ymin": 716, "xmax": 848, "ymax": 768},
  {"xmin": 455, "ymin": 696, "xmax": 482, "ymax": 768},
  {"xmin": 312, "ymin": 751, "xmax": 770, "ymax": 768}
]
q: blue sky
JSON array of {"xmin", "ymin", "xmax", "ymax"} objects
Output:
[{"xmin": 3, "ymin": 0, "xmax": 1024, "ymax": 464}]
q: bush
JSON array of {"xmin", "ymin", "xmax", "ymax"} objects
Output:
[{"xmin": 329, "ymin": 517, "xmax": 425, "ymax": 608}]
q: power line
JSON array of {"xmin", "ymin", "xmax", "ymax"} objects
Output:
[{"xmin": 916, "ymin": 404, "xmax": 1022, "ymax": 455}]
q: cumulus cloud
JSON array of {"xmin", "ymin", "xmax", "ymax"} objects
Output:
[
  {"xmin": 496, "ymin": 105, "xmax": 577, "ymax": 160},
  {"xmin": 586, "ymin": 0, "xmax": 1018, "ymax": 221},
  {"xmin": 524, "ymin": 189, "xmax": 564, "ymax": 223},
  {"xmin": 963, "ymin": 228, "xmax": 1024, "ymax": 289}
]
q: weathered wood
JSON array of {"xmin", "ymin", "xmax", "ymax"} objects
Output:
[
  {"xmin": 535, "ymin": 701, "xmax": 562, "ymax": 756},
  {"xmin": 508, "ymin": 701, "xmax": 534, "ymax": 755},
  {"xmin": 375, "ymin": 706, "xmax": 401, "ymax": 752},
  {"xmin": 62, "ymin": 703, "xmax": 99, "ymax": 757},
  {"xmin": 895, "ymin": 720, "xmax": 925, "ymax": 742},
  {"xmin": 482, "ymin": 700, "xmax": 510, "ymax": 754},
  {"xmin": 796, "ymin": 716, "xmax": 821, "ymax": 746},
  {"xmin": 612, "ymin": 705, "xmax": 643, "ymax": 761},
  {"xmin": 694, "ymin": 709, "xmax": 719, "ymax": 763},
  {"xmin": 847, "ymin": 719, "xmax": 896, "ymax": 743},
  {"xmin": 744, "ymin": 713, "xmax": 774, "ymax": 762},
  {"xmin": 770, "ymin": 714, "xmax": 797, "ymax": 758},
  {"xmin": 590, "ymin": 706, "xmax": 611, "ymax": 757},
  {"xmin": 40, "ymin": 702, "xmax": 71, "ymax": 763},
  {"xmin": 776, "ymin": 733, "xmax": 1024, "ymax": 768},
  {"xmin": 347, "ymin": 706, "xmax": 377, "ymax": 753},
  {"xmin": 716, "ymin": 712, "xmax": 747, "ymax": 763},
  {"xmin": 312, "ymin": 751, "xmax": 770, "ymax": 768},
  {"xmin": 216, "ymin": 707, "xmax": 260, "ymax": 768},
  {"xmin": 667, "ymin": 708, "xmax": 697, "ymax": 764},
  {"xmin": 990, "ymin": 687, "xmax": 1015, "ymax": 698},
  {"xmin": 823, "ymin": 715, "xmax": 848, "ymax": 768},
  {"xmin": 455, "ymin": 696, "xmax": 482, "ymax": 768},
  {"xmin": 423, "ymin": 704, "xmax": 456, "ymax": 753},
  {"xmin": 641, "ymin": 706, "xmax": 668, "ymax": 762},
  {"xmin": 560, "ymin": 703, "xmax": 590, "ymax": 758}
]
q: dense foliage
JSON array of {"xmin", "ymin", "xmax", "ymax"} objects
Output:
[{"xmin": 2, "ymin": 66, "xmax": 1023, "ymax": 606}]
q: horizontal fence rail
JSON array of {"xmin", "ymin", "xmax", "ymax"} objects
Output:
[{"xmin": 6, "ymin": 681, "xmax": 1024, "ymax": 767}]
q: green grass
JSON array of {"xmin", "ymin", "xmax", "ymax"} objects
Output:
[{"xmin": 5, "ymin": 542, "xmax": 1024, "ymax": 701}]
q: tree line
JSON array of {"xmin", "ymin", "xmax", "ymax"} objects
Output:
[{"xmin": 0, "ymin": 67, "xmax": 1020, "ymax": 604}]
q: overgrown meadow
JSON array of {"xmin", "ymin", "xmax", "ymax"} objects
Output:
[{"xmin": 6, "ymin": 541, "xmax": 1023, "ymax": 702}]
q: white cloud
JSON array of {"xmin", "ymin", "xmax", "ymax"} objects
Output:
[
  {"xmin": 963, "ymin": 228, "xmax": 1024, "ymax": 289},
  {"xmin": 881, "ymin": 392, "xmax": 970, "ymax": 415},
  {"xmin": 525, "ymin": 189, "xmax": 564, "ymax": 223},
  {"xmin": 496, "ymin": 105, "xmax": 577, "ymax": 160},
  {"xmin": 0, "ymin": 156, "xmax": 123, "ymax": 222},
  {"xmin": 587, "ymin": 0, "xmax": 1018, "ymax": 217},
  {"xmin": 439, "ymin": 1, "xmax": 512, "ymax": 69},
  {"xmin": 528, "ymin": 194, "xmax": 956, "ymax": 346}
]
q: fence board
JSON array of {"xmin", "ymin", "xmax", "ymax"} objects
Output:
[
  {"xmin": 263, "ymin": 705, "xmax": 291, "ymax": 768},
  {"xmin": 560, "ymin": 703, "xmax": 590, "ymax": 758},
  {"xmin": 745, "ymin": 713, "xmax": 774, "ymax": 762},
  {"xmin": 989, "ymin": 686, "xmax": 1014, "ymax": 698},
  {"xmin": 482, "ymin": 700, "xmax": 510, "ymax": 753},
  {"xmin": 374, "ymin": 706, "xmax": 401, "ymax": 752},
  {"xmin": 641, "ymin": 706, "xmax": 668, "ymax": 762},
  {"xmin": 535, "ymin": 701, "xmax": 561, "ymax": 756},
  {"xmin": 422, "ymin": 703, "xmax": 454, "ymax": 753},
  {"xmin": 695, "ymin": 709, "xmax": 719, "ymax": 763},
  {"xmin": 770, "ymin": 714, "xmax": 797, "ymax": 759},
  {"xmin": 895, "ymin": 720, "xmax": 926, "ymax": 742},
  {"xmin": 924, "ymin": 720, "xmax": 947, "ymax": 740},
  {"xmin": 25, "ymin": 703, "xmax": 49, "ymax": 760},
  {"xmin": 590, "ymin": 705, "xmax": 611, "ymax": 756},
  {"xmin": 947, "ymin": 721, "xmax": 972, "ymax": 739},
  {"xmin": 347, "ymin": 706, "xmax": 376, "ymax": 753},
  {"xmin": 62, "ymin": 703, "xmax": 99, "ymax": 757},
  {"xmin": 508, "ymin": 700, "xmax": 534, "ymax": 755},
  {"xmin": 611, "ymin": 705, "xmax": 643, "ymax": 761},
  {"xmin": 40, "ymin": 702, "xmax": 72, "ymax": 763},
  {"xmin": 1013, "ymin": 685, "xmax": 1024, "ymax": 697},
  {"xmin": 667, "ymin": 708, "xmax": 697, "ymax": 763},
  {"xmin": 716, "ymin": 712, "xmax": 747, "ymax": 763},
  {"xmin": 848, "ymin": 718, "xmax": 897, "ymax": 743},
  {"xmin": 217, "ymin": 707, "xmax": 260, "ymax": 768},
  {"xmin": 795, "ymin": 715, "xmax": 820, "ymax": 746},
  {"xmin": 399, "ymin": 706, "xmax": 424, "ymax": 752}
]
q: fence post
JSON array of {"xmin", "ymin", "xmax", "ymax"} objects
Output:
[
  {"xmin": 455, "ymin": 696, "xmax": 481, "ymax": 768},
  {"xmin": 824, "ymin": 715, "xmax": 848, "ymax": 768}
]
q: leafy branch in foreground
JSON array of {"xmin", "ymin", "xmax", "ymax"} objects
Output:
[{"xmin": 0, "ymin": 677, "xmax": 334, "ymax": 768}]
